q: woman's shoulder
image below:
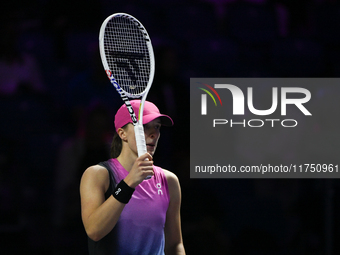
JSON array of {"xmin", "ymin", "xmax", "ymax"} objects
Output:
[
  {"xmin": 161, "ymin": 169, "xmax": 181, "ymax": 204},
  {"xmin": 81, "ymin": 164, "xmax": 110, "ymax": 191},
  {"xmin": 161, "ymin": 169, "xmax": 178, "ymax": 181},
  {"xmin": 83, "ymin": 164, "xmax": 109, "ymax": 176},
  {"xmin": 161, "ymin": 169, "xmax": 180, "ymax": 191}
]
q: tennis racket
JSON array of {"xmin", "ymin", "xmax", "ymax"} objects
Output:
[{"xmin": 99, "ymin": 13, "xmax": 155, "ymax": 179}]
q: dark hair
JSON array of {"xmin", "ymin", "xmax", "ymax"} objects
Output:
[{"xmin": 110, "ymin": 124, "xmax": 128, "ymax": 158}]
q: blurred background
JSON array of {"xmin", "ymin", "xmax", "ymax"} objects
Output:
[{"xmin": 1, "ymin": 0, "xmax": 340, "ymax": 254}]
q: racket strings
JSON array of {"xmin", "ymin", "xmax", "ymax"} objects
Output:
[{"xmin": 104, "ymin": 15, "xmax": 151, "ymax": 95}]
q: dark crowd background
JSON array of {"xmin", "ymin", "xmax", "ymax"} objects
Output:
[{"xmin": 1, "ymin": 0, "xmax": 340, "ymax": 254}]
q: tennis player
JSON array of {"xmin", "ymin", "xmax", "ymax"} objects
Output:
[{"xmin": 80, "ymin": 100, "xmax": 185, "ymax": 255}]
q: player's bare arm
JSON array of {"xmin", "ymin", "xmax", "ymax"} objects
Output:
[
  {"xmin": 80, "ymin": 165, "xmax": 125, "ymax": 241},
  {"xmin": 80, "ymin": 154, "xmax": 153, "ymax": 242}
]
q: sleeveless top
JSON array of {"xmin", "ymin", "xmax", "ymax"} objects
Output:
[{"xmin": 88, "ymin": 158, "xmax": 170, "ymax": 255}]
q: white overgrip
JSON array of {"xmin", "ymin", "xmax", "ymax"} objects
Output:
[
  {"xmin": 134, "ymin": 123, "xmax": 147, "ymax": 156},
  {"xmin": 134, "ymin": 124, "xmax": 152, "ymax": 180}
]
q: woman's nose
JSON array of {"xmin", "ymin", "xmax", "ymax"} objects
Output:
[{"xmin": 147, "ymin": 128, "xmax": 159, "ymax": 138}]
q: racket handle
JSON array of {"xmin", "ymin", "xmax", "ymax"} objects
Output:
[
  {"xmin": 134, "ymin": 124, "xmax": 147, "ymax": 156},
  {"xmin": 134, "ymin": 124, "xmax": 152, "ymax": 180}
]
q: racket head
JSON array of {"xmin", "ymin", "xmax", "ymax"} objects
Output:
[{"xmin": 99, "ymin": 13, "xmax": 155, "ymax": 98}]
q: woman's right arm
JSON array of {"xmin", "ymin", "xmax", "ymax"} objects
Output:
[
  {"xmin": 80, "ymin": 153, "xmax": 154, "ymax": 241},
  {"xmin": 80, "ymin": 165, "xmax": 125, "ymax": 241}
]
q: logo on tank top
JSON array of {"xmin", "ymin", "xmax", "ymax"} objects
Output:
[{"xmin": 156, "ymin": 183, "xmax": 163, "ymax": 195}]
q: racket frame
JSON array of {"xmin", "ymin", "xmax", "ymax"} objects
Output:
[{"xmin": 99, "ymin": 13, "xmax": 155, "ymax": 164}]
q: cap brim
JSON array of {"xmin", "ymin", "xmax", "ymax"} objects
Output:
[{"xmin": 143, "ymin": 114, "xmax": 174, "ymax": 126}]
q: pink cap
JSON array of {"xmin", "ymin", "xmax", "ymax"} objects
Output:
[{"xmin": 114, "ymin": 100, "xmax": 173, "ymax": 131}]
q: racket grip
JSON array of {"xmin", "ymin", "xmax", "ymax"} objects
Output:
[
  {"xmin": 134, "ymin": 124, "xmax": 152, "ymax": 180},
  {"xmin": 134, "ymin": 124, "xmax": 147, "ymax": 156}
]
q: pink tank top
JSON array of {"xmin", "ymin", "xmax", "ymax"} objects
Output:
[{"xmin": 108, "ymin": 158, "xmax": 170, "ymax": 254}]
